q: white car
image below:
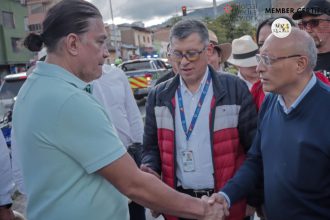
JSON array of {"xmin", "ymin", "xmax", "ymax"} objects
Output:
[{"xmin": 0, "ymin": 72, "xmax": 27, "ymax": 118}]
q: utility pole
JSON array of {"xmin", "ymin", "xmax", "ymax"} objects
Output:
[
  {"xmin": 250, "ymin": 0, "xmax": 258, "ymax": 24},
  {"xmin": 213, "ymin": 0, "xmax": 217, "ymax": 19},
  {"xmin": 109, "ymin": 0, "xmax": 119, "ymax": 57}
]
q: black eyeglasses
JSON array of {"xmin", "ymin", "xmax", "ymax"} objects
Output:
[
  {"xmin": 169, "ymin": 46, "xmax": 207, "ymax": 62},
  {"xmin": 298, "ymin": 19, "xmax": 330, "ymax": 29},
  {"xmin": 256, "ymin": 54, "xmax": 302, "ymax": 66}
]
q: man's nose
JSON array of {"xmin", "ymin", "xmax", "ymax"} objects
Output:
[
  {"xmin": 256, "ymin": 62, "xmax": 265, "ymax": 77},
  {"xmin": 103, "ymin": 46, "xmax": 110, "ymax": 58},
  {"xmin": 180, "ymin": 55, "xmax": 190, "ymax": 66}
]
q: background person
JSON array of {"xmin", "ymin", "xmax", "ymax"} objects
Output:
[
  {"xmin": 227, "ymin": 35, "xmax": 259, "ymax": 91},
  {"xmin": 156, "ymin": 44, "xmax": 177, "ymax": 85},
  {"xmin": 0, "ymin": 131, "xmax": 14, "ymax": 220},
  {"xmin": 207, "ymin": 30, "xmax": 231, "ymax": 72},
  {"xmin": 293, "ymin": 0, "xmax": 330, "ymax": 78},
  {"xmin": 93, "ymin": 64, "xmax": 145, "ymax": 220}
]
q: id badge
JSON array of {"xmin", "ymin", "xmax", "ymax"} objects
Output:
[{"xmin": 181, "ymin": 150, "xmax": 195, "ymax": 172}]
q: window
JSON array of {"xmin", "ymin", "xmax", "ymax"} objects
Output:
[
  {"xmin": 28, "ymin": 23, "xmax": 42, "ymax": 32},
  {"xmin": 11, "ymin": 38, "xmax": 22, "ymax": 53},
  {"xmin": 143, "ymin": 36, "xmax": 146, "ymax": 42},
  {"xmin": 121, "ymin": 61, "xmax": 152, "ymax": 71},
  {"xmin": 30, "ymin": 3, "xmax": 43, "ymax": 14},
  {"xmin": 0, "ymin": 78, "xmax": 26, "ymax": 100},
  {"xmin": 2, "ymin": 11, "xmax": 15, "ymax": 28},
  {"xmin": 24, "ymin": 16, "xmax": 29, "ymax": 31},
  {"xmin": 155, "ymin": 60, "xmax": 166, "ymax": 69}
]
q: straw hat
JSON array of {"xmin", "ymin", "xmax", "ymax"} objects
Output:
[
  {"xmin": 208, "ymin": 30, "xmax": 232, "ymax": 63},
  {"xmin": 227, "ymin": 35, "xmax": 258, "ymax": 67}
]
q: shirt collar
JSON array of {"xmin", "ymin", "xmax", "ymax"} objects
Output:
[
  {"xmin": 179, "ymin": 67, "xmax": 209, "ymax": 94},
  {"xmin": 33, "ymin": 61, "xmax": 89, "ymax": 91},
  {"xmin": 278, "ymin": 73, "xmax": 316, "ymax": 114}
]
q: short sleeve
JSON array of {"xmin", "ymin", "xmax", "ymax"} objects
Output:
[{"xmin": 55, "ymin": 93, "xmax": 126, "ymax": 174}]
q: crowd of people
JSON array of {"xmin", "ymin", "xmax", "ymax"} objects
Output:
[{"xmin": 1, "ymin": 0, "xmax": 330, "ymax": 220}]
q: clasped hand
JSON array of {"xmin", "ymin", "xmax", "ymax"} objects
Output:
[{"xmin": 199, "ymin": 193, "xmax": 229, "ymax": 220}]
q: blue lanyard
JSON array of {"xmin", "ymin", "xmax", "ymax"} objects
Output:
[{"xmin": 177, "ymin": 72, "xmax": 211, "ymax": 141}]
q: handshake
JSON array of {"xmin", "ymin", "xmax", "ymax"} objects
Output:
[
  {"xmin": 150, "ymin": 193, "xmax": 230, "ymax": 220},
  {"xmin": 196, "ymin": 193, "xmax": 230, "ymax": 220},
  {"xmin": 140, "ymin": 164, "xmax": 230, "ymax": 220}
]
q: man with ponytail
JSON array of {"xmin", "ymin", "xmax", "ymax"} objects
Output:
[{"xmin": 12, "ymin": 1, "xmax": 226, "ymax": 220}]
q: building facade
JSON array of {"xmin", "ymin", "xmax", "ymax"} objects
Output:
[
  {"xmin": 26, "ymin": 0, "xmax": 62, "ymax": 33},
  {"xmin": 119, "ymin": 24, "xmax": 154, "ymax": 59},
  {"xmin": 0, "ymin": 0, "xmax": 32, "ymax": 76}
]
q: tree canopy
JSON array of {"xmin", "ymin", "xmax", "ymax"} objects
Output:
[{"xmin": 205, "ymin": 3, "xmax": 256, "ymax": 44}]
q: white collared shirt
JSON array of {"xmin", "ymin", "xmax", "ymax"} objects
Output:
[
  {"xmin": 278, "ymin": 73, "xmax": 317, "ymax": 114},
  {"xmin": 93, "ymin": 65, "xmax": 143, "ymax": 147},
  {"xmin": 175, "ymin": 67, "xmax": 214, "ymax": 189},
  {"xmin": 0, "ymin": 132, "xmax": 14, "ymax": 205}
]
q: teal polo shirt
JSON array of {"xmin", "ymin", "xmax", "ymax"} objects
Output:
[{"xmin": 13, "ymin": 62, "xmax": 129, "ymax": 220}]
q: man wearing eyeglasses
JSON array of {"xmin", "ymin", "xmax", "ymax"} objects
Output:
[
  {"xmin": 141, "ymin": 19, "xmax": 258, "ymax": 220},
  {"xmin": 292, "ymin": 0, "xmax": 330, "ymax": 79},
  {"xmin": 209, "ymin": 27, "xmax": 330, "ymax": 220}
]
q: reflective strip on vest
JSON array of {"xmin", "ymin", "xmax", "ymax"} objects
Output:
[
  {"xmin": 155, "ymin": 106, "xmax": 174, "ymax": 131},
  {"xmin": 214, "ymin": 105, "xmax": 241, "ymax": 131}
]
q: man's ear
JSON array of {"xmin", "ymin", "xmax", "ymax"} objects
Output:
[
  {"xmin": 296, "ymin": 56, "xmax": 308, "ymax": 75},
  {"xmin": 64, "ymin": 33, "xmax": 80, "ymax": 56}
]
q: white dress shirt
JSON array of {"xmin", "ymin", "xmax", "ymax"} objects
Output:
[
  {"xmin": 11, "ymin": 128, "xmax": 26, "ymax": 194},
  {"xmin": 93, "ymin": 64, "xmax": 143, "ymax": 148},
  {"xmin": 175, "ymin": 67, "xmax": 214, "ymax": 189},
  {"xmin": 0, "ymin": 131, "xmax": 14, "ymax": 205}
]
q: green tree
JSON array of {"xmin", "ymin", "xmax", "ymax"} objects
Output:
[{"xmin": 206, "ymin": 3, "xmax": 256, "ymax": 44}]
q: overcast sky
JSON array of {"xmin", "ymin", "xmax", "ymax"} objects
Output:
[{"xmin": 87, "ymin": 0, "xmax": 229, "ymax": 26}]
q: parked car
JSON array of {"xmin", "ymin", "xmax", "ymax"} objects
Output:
[
  {"xmin": 0, "ymin": 72, "xmax": 27, "ymax": 147},
  {"xmin": 118, "ymin": 58, "xmax": 170, "ymax": 99},
  {"xmin": 0, "ymin": 72, "xmax": 27, "ymax": 115}
]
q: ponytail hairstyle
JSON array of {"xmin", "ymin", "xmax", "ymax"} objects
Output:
[{"xmin": 24, "ymin": 0, "xmax": 102, "ymax": 52}]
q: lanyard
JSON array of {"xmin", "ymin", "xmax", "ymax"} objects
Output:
[{"xmin": 177, "ymin": 72, "xmax": 211, "ymax": 141}]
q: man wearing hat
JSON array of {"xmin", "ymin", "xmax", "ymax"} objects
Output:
[
  {"xmin": 292, "ymin": 0, "xmax": 330, "ymax": 78},
  {"xmin": 227, "ymin": 35, "xmax": 259, "ymax": 91},
  {"xmin": 208, "ymin": 30, "xmax": 232, "ymax": 72},
  {"xmin": 227, "ymin": 35, "xmax": 264, "ymax": 219}
]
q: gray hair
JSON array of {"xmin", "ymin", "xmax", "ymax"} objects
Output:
[
  {"xmin": 169, "ymin": 19, "xmax": 209, "ymax": 46},
  {"xmin": 298, "ymin": 31, "xmax": 317, "ymax": 71}
]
